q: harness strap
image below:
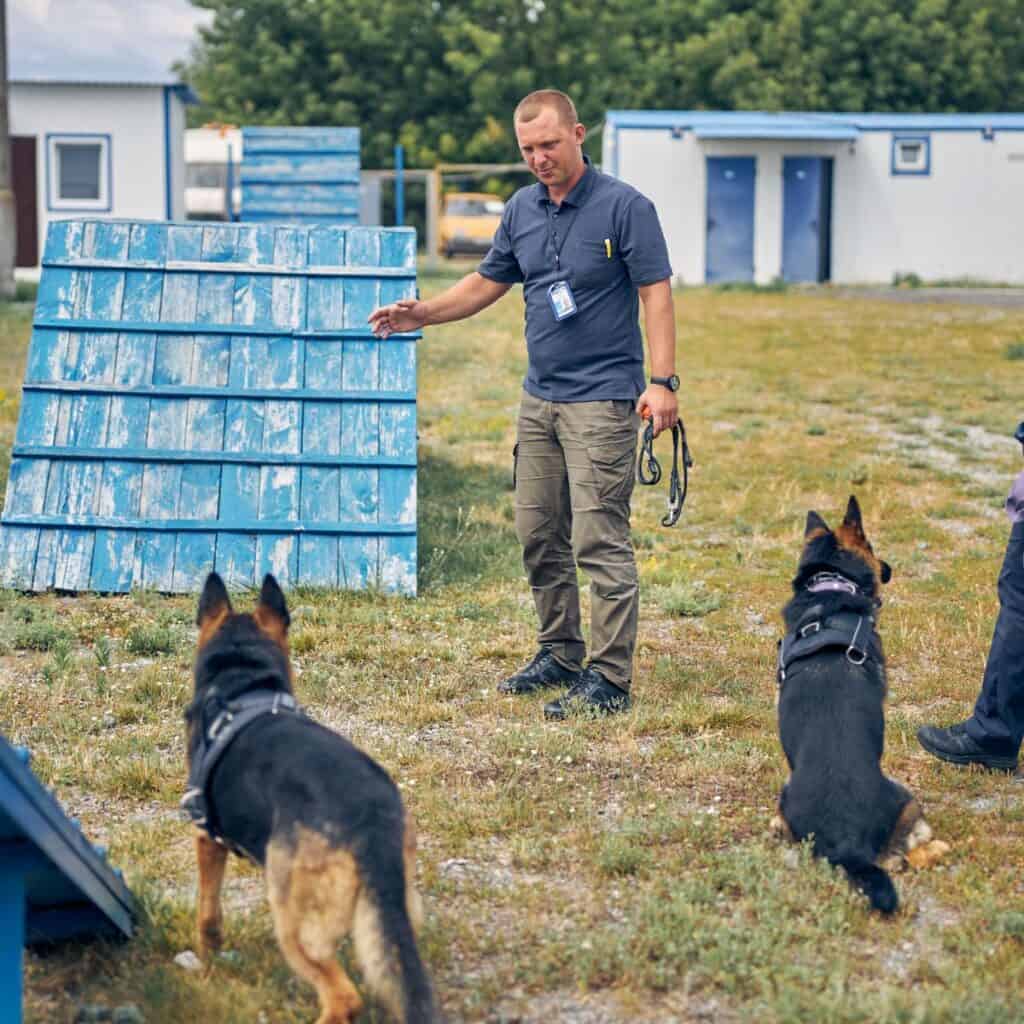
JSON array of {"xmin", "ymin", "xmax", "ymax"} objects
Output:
[
  {"xmin": 777, "ymin": 608, "xmax": 875, "ymax": 684},
  {"xmin": 182, "ymin": 689, "xmax": 304, "ymax": 858},
  {"xmin": 637, "ymin": 416, "xmax": 694, "ymax": 527}
]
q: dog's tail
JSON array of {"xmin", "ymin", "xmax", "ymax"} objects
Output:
[
  {"xmin": 352, "ymin": 870, "xmax": 439, "ymax": 1023},
  {"xmin": 835, "ymin": 855, "xmax": 898, "ymax": 915}
]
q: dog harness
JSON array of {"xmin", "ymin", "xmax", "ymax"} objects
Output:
[
  {"xmin": 181, "ymin": 688, "xmax": 305, "ymax": 858},
  {"xmin": 777, "ymin": 573, "xmax": 878, "ymax": 684},
  {"xmin": 637, "ymin": 416, "xmax": 694, "ymax": 527}
]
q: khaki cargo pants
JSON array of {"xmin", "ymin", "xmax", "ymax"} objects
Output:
[{"xmin": 513, "ymin": 390, "xmax": 642, "ymax": 690}]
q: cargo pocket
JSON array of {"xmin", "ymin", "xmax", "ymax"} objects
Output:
[{"xmin": 586, "ymin": 434, "xmax": 637, "ymax": 505}]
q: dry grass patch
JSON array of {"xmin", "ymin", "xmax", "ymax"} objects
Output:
[{"xmin": 2, "ymin": 283, "xmax": 1024, "ymax": 1021}]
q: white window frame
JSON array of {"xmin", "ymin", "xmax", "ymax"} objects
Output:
[
  {"xmin": 46, "ymin": 133, "xmax": 112, "ymax": 212},
  {"xmin": 891, "ymin": 134, "xmax": 930, "ymax": 176}
]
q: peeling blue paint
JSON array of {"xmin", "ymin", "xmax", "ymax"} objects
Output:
[
  {"xmin": 0, "ymin": 220, "xmax": 419, "ymax": 595},
  {"xmin": 241, "ymin": 128, "xmax": 362, "ymax": 224}
]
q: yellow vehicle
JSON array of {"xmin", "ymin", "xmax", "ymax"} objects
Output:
[{"xmin": 440, "ymin": 192, "xmax": 505, "ymax": 257}]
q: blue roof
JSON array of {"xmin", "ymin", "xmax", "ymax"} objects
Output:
[{"xmin": 605, "ymin": 110, "xmax": 1024, "ymax": 137}]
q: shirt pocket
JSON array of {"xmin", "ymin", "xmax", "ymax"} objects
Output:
[{"xmin": 572, "ymin": 237, "xmax": 621, "ymax": 290}]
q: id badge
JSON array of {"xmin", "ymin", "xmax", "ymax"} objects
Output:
[{"xmin": 547, "ymin": 280, "xmax": 578, "ymax": 321}]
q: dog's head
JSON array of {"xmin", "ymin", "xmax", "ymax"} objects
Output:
[
  {"xmin": 187, "ymin": 572, "xmax": 293, "ymax": 731},
  {"xmin": 798, "ymin": 495, "xmax": 892, "ymax": 595}
]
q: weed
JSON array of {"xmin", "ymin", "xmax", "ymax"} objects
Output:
[
  {"xmin": 124, "ymin": 623, "xmax": 178, "ymax": 656},
  {"xmin": 652, "ymin": 581, "xmax": 724, "ymax": 617},
  {"xmin": 13, "ymin": 619, "xmax": 71, "ymax": 651},
  {"xmin": 1005, "ymin": 342, "xmax": 1024, "ymax": 361},
  {"xmin": 93, "ymin": 636, "xmax": 112, "ymax": 669}
]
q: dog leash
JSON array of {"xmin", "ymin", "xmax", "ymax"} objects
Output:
[{"xmin": 637, "ymin": 413, "xmax": 694, "ymax": 527}]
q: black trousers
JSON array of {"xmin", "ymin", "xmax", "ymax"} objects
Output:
[{"xmin": 967, "ymin": 521, "xmax": 1024, "ymax": 751}]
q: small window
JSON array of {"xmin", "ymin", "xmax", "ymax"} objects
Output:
[
  {"xmin": 186, "ymin": 162, "xmax": 229, "ymax": 189},
  {"xmin": 47, "ymin": 134, "xmax": 110, "ymax": 210},
  {"xmin": 892, "ymin": 134, "xmax": 930, "ymax": 176}
]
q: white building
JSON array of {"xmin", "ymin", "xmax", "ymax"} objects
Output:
[
  {"xmin": 9, "ymin": 72, "xmax": 196, "ymax": 276},
  {"xmin": 603, "ymin": 111, "xmax": 1024, "ymax": 286},
  {"xmin": 185, "ymin": 126, "xmax": 242, "ymax": 220}
]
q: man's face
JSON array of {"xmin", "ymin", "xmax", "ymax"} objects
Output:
[{"xmin": 515, "ymin": 106, "xmax": 585, "ymax": 190}]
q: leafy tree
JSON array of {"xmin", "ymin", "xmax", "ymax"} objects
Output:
[{"xmin": 180, "ymin": 0, "xmax": 1024, "ymax": 168}]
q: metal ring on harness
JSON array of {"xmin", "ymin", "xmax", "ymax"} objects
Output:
[{"xmin": 637, "ymin": 415, "xmax": 693, "ymax": 527}]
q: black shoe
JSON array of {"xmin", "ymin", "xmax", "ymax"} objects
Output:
[
  {"xmin": 543, "ymin": 667, "xmax": 631, "ymax": 720},
  {"xmin": 498, "ymin": 648, "xmax": 580, "ymax": 695},
  {"xmin": 916, "ymin": 724, "xmax": 1018, "ymax": 771}
]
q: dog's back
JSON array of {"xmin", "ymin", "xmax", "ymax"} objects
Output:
[
  {"xmin": 188, "ymin": 573, "xmax": 439, "ymax": 1023},
  {"xmin": 775, "ymin": 498, "xmax": 908, "ymax": 914}
]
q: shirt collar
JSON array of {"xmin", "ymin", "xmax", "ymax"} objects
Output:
[{"xmin": 535, "ymin": 155, "xmax": 595, "ymax": 208}]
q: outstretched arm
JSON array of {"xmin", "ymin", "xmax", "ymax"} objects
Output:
[{"xmin": 369, "ymin": 272, "xmax": 512, "ymax": 338}]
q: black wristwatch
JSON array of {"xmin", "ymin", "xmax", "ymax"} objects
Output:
[{"xmin": 651, "ymin": 374, "xmax": 680, "ymax": 392}]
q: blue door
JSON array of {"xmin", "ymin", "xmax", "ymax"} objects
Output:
[
  {"xmin": 705, "ymin": 157, "xmax": 756, "ymax": 283},
  {"xmin": 782, "ymin": 157, "xmax": 833, "ymax": 283}
]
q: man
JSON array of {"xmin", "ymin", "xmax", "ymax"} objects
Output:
[
  {"xmin": 369, "ymin": 89, "xmax": 678, "ymax": 720},
  {"xmin": 917, "ymin": 421, "xmax": 1024, "ymax": 771}
]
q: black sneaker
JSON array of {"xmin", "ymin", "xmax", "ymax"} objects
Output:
[
  {"xmin": 916, "ymin": 724, "xmax": 1018, "ymax": 771},
  {"xmin": 543, "ymin": 667, "xmax": 631, "ymax": 720},
  {"xmin": 498, "ymin": 648, "xmax": 580, "ymax": 695}
]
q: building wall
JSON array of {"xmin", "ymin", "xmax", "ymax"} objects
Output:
[
  {"xmin": 833, "ymin": 131, "xmax": 1024, "ymax": 283},
  {"xmin": 607, "ymin": 122, "xmax": 1024, "ymax": 284},
  {"xmin": 9, "ymin": 83, "xmax": 187, "ymax": 270}
]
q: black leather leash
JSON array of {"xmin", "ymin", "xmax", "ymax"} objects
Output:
[{"xmin": 637, "ymin": 416, "xmax": 694, "ymax": 527}]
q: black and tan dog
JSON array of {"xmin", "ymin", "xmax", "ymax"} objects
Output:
[
  {"xmin": 772, "ymin": 497, "xmax": 946, "ymax": 913},
  {"xmin": 183, "ymin": 572, "xmax": 438, "ymax": 1023}
]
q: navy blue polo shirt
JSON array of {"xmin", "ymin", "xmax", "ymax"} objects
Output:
[{"xmin": 478, "ymin": 159, "xmax": 672, "ymax": 402}]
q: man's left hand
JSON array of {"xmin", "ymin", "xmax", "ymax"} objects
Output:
[{"xmin": 636, "ymin": 385, "xmax": 678, "ymax": 438}]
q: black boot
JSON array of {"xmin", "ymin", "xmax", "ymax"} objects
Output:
[
  {"xmin": 543, "ymin": 667, "xmax": 631, "ymax": 720},
  {"xmin": 498, "ymin": 648, "xmax": 580, "ymax": 695},
  {"xmin": 916, "ymin": 723, "xmax": 1018, "ymax": 771}
]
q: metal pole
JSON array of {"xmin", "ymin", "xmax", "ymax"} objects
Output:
[
  {"xmin": 394, "ymin": 144, "xmax": 404, "ymax": 226},
  {"xmin": 0, "ymin": 0, "xmax": 17, "ymax": 299},
  {"xmin": 225, "ymin": 142, "xmax": 235, "ymax": 222},
  {"xmin": 426, "ymin": 168, "xmax": 440, "ymax": 259}
]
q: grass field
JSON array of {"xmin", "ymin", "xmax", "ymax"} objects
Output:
[{"xmin": 2, "ymin": 277, "xmax": 1024, "ymax": 1023}]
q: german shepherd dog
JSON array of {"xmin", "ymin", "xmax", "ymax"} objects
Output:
[
  {"xmin": 185, "ymin": 572, "xmax": 438, "ymax": 1023},
  {"xmin": 772, "ymin": 497, "xmax": 944, "ymax": 914}
]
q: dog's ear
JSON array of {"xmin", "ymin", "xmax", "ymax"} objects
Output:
[
  {"xmin": 842, "ymin": 495, "xmax": 865, "ymax": 537},
  {"xmin": 256, "ymin": 574, "xmax": 290, "ymax": 634},
  {"xmin": 880, "ymin": 560, "xmax": 893, "ymax": 584},
  {"xmin": 197, "ymin": 572, "xmax": 232, "ymax": 627},
  {"xmin": 805, "ymin": 510, "xmax": 829, "ymax": 537}
]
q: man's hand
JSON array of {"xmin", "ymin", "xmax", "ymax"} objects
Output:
[
  {"xmin": 636, "ymin": 384, "xmax": 678, "ymax": 438},
  {"xmin": 368, "ymin": 298, "xmax": 429, "ymax": 339}
]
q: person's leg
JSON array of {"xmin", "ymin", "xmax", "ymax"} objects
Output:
[
  {"xmin": 966, "ymin": 521, "xmax": 1024, "ymax": 750},
  {"xmin": 918, "ymin": 522, "xmax": 1023, "ymax": 769},
  {"xmin": 513, "ymin": 391, "xmax": 585, "ymax": 672},
  {"xmin": 554, "ymin": 399, "xmax": 640, "ymax": 690}
]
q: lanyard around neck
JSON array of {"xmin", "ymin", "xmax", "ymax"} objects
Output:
[{"xmin": 549, "ymin": 203, "xmax": 580, "ymax": 271}]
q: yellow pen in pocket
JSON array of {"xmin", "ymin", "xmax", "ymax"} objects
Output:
[{"xmin": 604, "ymin": 238, "xmax": 612, "ymax": 258}]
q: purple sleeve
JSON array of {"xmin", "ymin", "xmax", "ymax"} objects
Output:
[{"xmin": 1007, "ymin": 470, "xmax": 1024, "ymax": 523}]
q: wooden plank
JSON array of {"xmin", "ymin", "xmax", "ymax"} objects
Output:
[
  {"xmin": 340, "ymin": 535, "xmax": 379, "ymax": 590},
  {"xmin": 380, "ymin": 534, "xmax": 416, "ymax": 595},
  {"xmin": 256, "ymin": 534, "xmax": 297, "ymax": 587}
]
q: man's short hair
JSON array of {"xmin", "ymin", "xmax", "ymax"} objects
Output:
[{"xmin": 514, "ymin": 90, "xmax": 578, "ymax": 128}]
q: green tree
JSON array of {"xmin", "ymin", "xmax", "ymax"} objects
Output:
[{"xmin": 180, "ymin": 0, "xmax": 1024, "ymax": 168}]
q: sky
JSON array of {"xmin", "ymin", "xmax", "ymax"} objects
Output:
[{"xmin": 8, "ymin": 0, "xmax": 212, "ymax": 81}]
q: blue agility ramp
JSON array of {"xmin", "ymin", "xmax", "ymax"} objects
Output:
[
  {"xmin": 241, "ymin": 127, "xmax": 361, "ymax": 224},
  {"xmin": 0, "ymin": 219, "xmax": 419, "ymax": 594},
  {"xmin": 0, "ymin": 736, "xmax": 134, "ymax": 1019}
]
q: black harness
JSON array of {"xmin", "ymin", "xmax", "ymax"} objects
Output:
[
  {"xmin": 637, "ymin": 416, "xmax": 694, "ymax": 527},
  {"xmin": 181, "ymin": 688, "xmax": 306, "ymax": 859},
  {"xmin": 777, "ymin": 573, "xmax": 879, "ymax": 685}
]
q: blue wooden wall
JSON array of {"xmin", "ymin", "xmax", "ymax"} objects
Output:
[
  {"xmin": 241, "ymin": 127, "xmax": 361, "ymax": 224},
  {"xmin": 0, "ymin": 219, "xmax": 419, "ymax": 594}
]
